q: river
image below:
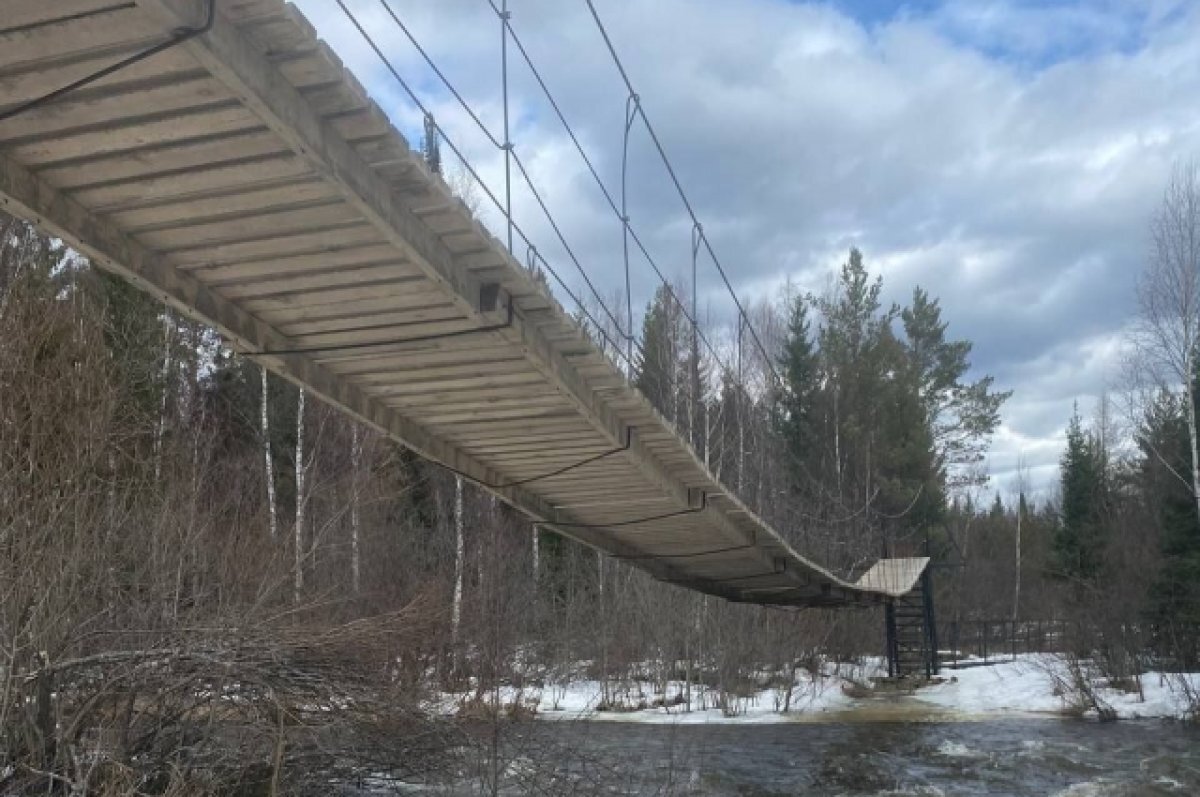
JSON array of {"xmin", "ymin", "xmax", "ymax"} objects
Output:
[{"xmin": 401, "ymin": 714, "xmax": 1200, "ymax": 796}]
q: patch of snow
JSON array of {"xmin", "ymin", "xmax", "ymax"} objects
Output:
[
  {"xmin": 432, "ymin": 654, "xmax": 1198, "ymax": 724},
  {"xmin": 916, "ymin": 654, "xmax": 1200, "ymax": 720}
]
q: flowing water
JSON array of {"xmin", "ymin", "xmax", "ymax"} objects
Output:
[
  {"xmin": 393, "ymin": 712, "xmax": 1200, "ymax": 796},
  {"xmin": 516, "ymin": 717, "xmax": 1200, "ymax": 795}
]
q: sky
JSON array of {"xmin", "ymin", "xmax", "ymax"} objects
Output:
[{"xmin": 293, "ymin": 0, "xmax": 1200, "ymax": 501}]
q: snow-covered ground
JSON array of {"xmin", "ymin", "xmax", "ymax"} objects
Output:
[
  {"xmin": 919, "ymin": 654, "xmax": 1199, "ymax": 720},
  {"xmin": 437, "ymin": 655, "xmax": 1200, "ymax": 724}
]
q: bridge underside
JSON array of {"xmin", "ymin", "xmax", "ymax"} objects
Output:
[{"xmin": 0, "ymin": 0, "xmax": 923, "ymax": 606}]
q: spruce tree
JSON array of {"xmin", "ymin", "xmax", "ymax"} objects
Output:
[
  {"xmin": 636, "ymin": 285, "xmax": 683, "ymax": 420},
  {"xmin": 1055, "ymin": 408, "xmax": 1109, "ymax": 584},
  {"xmin": 1138, "ymin": 390, "xmax": 1200, "ymax": 663},
  {"xmin": 776, "ymin": 293, "xmax": 819, "ymax": 487}
]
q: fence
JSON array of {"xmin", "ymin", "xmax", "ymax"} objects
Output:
[{"xmin": 939, "ymin": 619, "xmax": 1068, "ymax": 668}]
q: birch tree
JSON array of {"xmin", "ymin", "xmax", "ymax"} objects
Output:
[
  {"xmin": 294, "ymin": 387, "xmax": 307, "ymax": 603},
  {"xmin": 261, "ymin": 366, "xmax": 278, "ymax": 540},
  {"xmin": 154, "ymin": 313, "xmax": 173, "ymax": 481},
  {"xmin": 1012, "ymin": 454, "xmax": 1029, "ymax": 622},
  {"xmin": 451, "ymin": 475, "xmax": 464, "ymax": 642},
  {"xmin": 350, "ymin": 424, "xmax": 362, "ymax": 594},
  {"xmin": 1133, "ymin": 160, "xmax": 1200, "ymax": 528}
]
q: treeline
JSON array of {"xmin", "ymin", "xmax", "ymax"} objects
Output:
[
  {"xmin": 604, "ymin": 248, "xmax": 1008, "ymax": 575},
  {"xmin": 935, "ymin": 163, "xmax": 1200, "ymax": 697}
]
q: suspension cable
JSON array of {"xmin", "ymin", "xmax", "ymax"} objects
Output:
[
  {"xmin": 368, "ymin": 0, "xmax": 632, "ymax": 346},
  {"xmin": 332, "ymin": 1, "xmax": 636, "ymax": 372},
  {"xmin": 480, "ymin": 0, "xmax": 754, "ymax": 401},
  {"xmin": 582, "ymin": 0, "xmax": 785, "ymax": 388}
]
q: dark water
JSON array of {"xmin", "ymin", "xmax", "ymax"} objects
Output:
[{"xmin": 418, "ymin": 716, "xmax": 1200, "ymax": 796}]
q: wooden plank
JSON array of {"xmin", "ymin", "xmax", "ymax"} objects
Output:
[
  {"xmin": 163, "ymin": 223, "xmax": 382, "ymax": 266},
  {"xmin": 0, "ymin": 45, "xmax": 198, "ymax": 114},
  {"xmin": 186, "ymin": 243, "xmax": 403, "ymax": 283},
  {"xmin": 3, "ymin": 0, "xmax": 126, "ymax": 31},
  {"xmin": 0, "ymin": 6, "xmax": 163, "ymax": 68},
  {"xmin": 470, "ymin": 438, "xmax": 610, "ymax": 456},
  {"xmin": 250, "ymin": 289, "xmax": 451, "ymax": 321},
  {"xmin": 271, "ymin": 308, "xmax": 464, "ymax": 340},
  {"xmin": 0, "ymin": 75, "xmax": 232, "ymax": 141},
  {"xmin": 134, "ymin": 201, "xmax": 361, "ymax": 250},
  {"xmin": 311, "ymin": 338, "xmax": 520, "ymax": 368},
  {"xmin": 73, "ymin": 153, "xmax": 314, "ymax": 210},
  {"xmin": 406, "ymin": 403, "xmax": 580, "ymax": 427},
  {"xmin": 10, "ymin": 103, "xmax": 261, "ymax": 165},
  {"xmin": 37, "ymin": 129, "xmax": 286, "ymax": 191},
  {"xmin": 111, "ymin": 179, "xmax": 338, "ymax": 231},
  {"xmin": 369, "ymin": 372, "xmax": 549, "ymax": 397},
  {"xmin": 347, "ymin": 358, "xmax": 533, "ymax": 385},
  {"xmin": 216, "ymin": 263, "xmax": 423, "ymax": 300},
  {"xmin": 386, "ymin": 388, "xmax": 566, "ymax": 410}
]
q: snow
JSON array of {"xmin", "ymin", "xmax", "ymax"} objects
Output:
[
  {"xmin": 434, "ymin": 654, "xmax": 1199, "ymax": 724},
  {"xmin": 917, "ymin": 655, "xmax": 1200, "ymax": 721}
]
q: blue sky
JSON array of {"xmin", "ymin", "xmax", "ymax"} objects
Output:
[{"xmin": 295, "ymin": 0, "xmax": 1200, "ymax": 500}]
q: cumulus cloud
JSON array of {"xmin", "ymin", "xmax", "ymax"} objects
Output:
[{"xmin": 294, "ymin": 0, "xmax": 1200, "ymax": 497}]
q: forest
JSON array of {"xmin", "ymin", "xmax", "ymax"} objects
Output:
[{"xmin": 1, "ymin": 167, "xmax": 1199, "ymax": 794}]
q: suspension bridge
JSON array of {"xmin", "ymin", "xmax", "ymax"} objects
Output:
[{"xmin": 0, "ymin": 0, "xmax": 930, "ymax": 611}]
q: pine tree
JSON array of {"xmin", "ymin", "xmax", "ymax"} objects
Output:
[
  {"xmin": 902, "ymin": 287, "xmax": 1010, "ymax": 488},
  {"xmin": 816, "ymin": 249, "xmax": 895, "ymax": 507}
]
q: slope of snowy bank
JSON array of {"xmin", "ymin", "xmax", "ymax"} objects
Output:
[{"xmin": 437, "ymin": 655, "xmax": 1199, "ymax": 724}]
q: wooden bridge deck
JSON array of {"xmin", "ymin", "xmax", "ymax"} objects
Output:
[{"xmin": 0, "ymin": 0, "xmax": 923, "ymax": 606}]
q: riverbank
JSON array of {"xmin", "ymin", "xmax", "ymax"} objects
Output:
[{"xmin": 437, "ymin": 654, "xmax": 1200, "ymax": 724}]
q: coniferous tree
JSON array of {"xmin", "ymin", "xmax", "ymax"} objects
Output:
[
  {"xmin": 1055, "ymin": 408, "xmax": 1109, "ymax": 584},
  {"xmin": 1138, "ymin": 390, "xmax": 1200, "ymax": 663},
  {"xmin": 636, "ymin": 284, "xmax": 687, "ymax": 422},
  {"xmin": 902, "ymin": 287, "xmax": 1010, "ymax": 488},
  {"xmin": 776, "ymin": 293, "xmax": 820, "ymax": 487}
]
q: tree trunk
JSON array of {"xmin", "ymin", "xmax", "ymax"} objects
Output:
[
  {"xmin": 350, "ymin": 425, "xmax": 362, "ymax": 595},
  {"xmin": 153, "ymin": 313, "xmax": 172, "ymax": 481},
  {"xmin": 294, "ymin": 387, "xmax": 306, "ymax": 603},
  {"xmin": 261, "ymin": 366, "xmax": 278, "ymax": 540},
  {"xmin": 451, "ymin": 475, "xmax": 464, "ymax": 642},
  {"xmin": 1187, "ymin": 350, "xmax": 1200, "ymax": 529},
  {"xmin": 1013, "ymin": 494, "xmax": 1022, "ymax": 623},
  {"xmin": 531, "ymin": 524, "xmax": 539, "ymax": 588}
]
